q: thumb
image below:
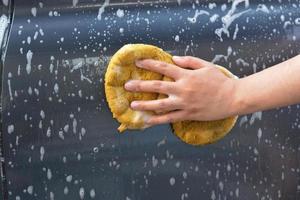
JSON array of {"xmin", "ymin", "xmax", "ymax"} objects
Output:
[{"xmin": 172, "ymin": 56, "xmax": 212, "ymax": 69}]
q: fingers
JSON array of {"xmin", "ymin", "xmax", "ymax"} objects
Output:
[
  {"xmin": 146, "ymin": 110, "xmax": 186, "ymax": 126},
  {"xmin": 125, "ymin": 80, "xmax": 175, "ymax": 94},
  {"xmin": 135, "ymin": 59, "xmax": 183, "ymax": 80},
  {"xmin": 130, "ymin": 98, "xmax": 181, "ymax": 112},
  {"xmin": 172, "ymin": 56, "xmax": 213, "ymax": 69}
]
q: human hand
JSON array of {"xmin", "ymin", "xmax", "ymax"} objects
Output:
[{"xmin": 124, "ymin": 56, "xmax": 239, "ymax": 126}]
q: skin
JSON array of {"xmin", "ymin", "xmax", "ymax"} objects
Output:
[{"xmin": 124, "ymin": 55, "xmax": 300, "ymax": 126}]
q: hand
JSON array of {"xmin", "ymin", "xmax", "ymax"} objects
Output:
[{"xmin": 124, "ymin": 56, "xmax": 239, "ymax": 126}]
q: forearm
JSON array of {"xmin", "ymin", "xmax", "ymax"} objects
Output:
[{"xmin": 232, "ymin": 55, "xmax": 300, "ymax": 115}]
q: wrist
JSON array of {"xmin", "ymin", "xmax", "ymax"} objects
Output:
[{"xmin": 229, "ymin": 79, "xmax": 249, "ymax": 116}]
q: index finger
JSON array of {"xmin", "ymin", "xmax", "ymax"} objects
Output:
[{"xmin": 135, "ymin": 59, "xmax": 184, "ymax": 80}]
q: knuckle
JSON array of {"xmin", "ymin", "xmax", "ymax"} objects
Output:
[
  {"xmin": 157, "ymin": 100, "xmax": 166, "ymax": 108},
  {"xmin": 154, "ymin": 62, "xmax": 163, "ymax": 68},
  {"xmin": 176, "ymin": 97, "xmax": 185, "ymax": 107},
  {"xmin": 135, "ymin": 82, "xmax": 142, "ymax": 91},
  {"xmin": 184, "ymin": 56, "xmax": 193, "ymax": 62},
  {"xmin": 165, "ymin": 115, "xmax": 173, "ymax": 123},
  {"xmin": 148, "ymin": 118, "xmax": 158, "ymax": 125},
  {"xmin": 155, "ymin": 62, "xmax": 168, "ymax": 70},
  {"xmin": 138, "ymin": 104, "xmax": 146, "ymax": 110},
  {"xmin": 152, "ymin": 81, "xmax": 163, "ymax": 90},
  {"xmin": 182, "ymin": 87, "xmax": 193, "ymax": 97}
]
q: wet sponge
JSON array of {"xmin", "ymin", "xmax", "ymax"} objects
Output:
[
  {"xmin": 105, "ymin": 44, "xmax": 174, "ymax": 132},
  {"xmin": 105, "ymin": 44, "xmax": 238, "ymax": 145}
]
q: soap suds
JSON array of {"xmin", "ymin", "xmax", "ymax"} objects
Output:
[
  {"xmin": 212, "ymin": 46, "xmax": 233, "ymax": 63},
  {"xmin": 26, "ymin": 50, "xmax": 33, "ymax": 74},
  {"xmin": 0, "ymin": 15, "xmax": 8, "ymax": 46},
  {"xmin": 215, "ymin": 0, "xmax": 250, "ymax": 41},
  {"xmin": 116, "ymin": 9, "xmax": 124, "ymax": 18},
  {"xmin": 31, "ymin": 7, "xmax": 37, "ymax": 17},
  {"xmin": 73, "ymin": 0, "xmax": 78, "ymax": 7},
  {"xmin": 97, "ymin": 0, "xmax": 110, "ymax": 20},
  {"xmin": 187, "ymin": 10, "xmax": 210, "ymax": 24},
  {"xmin": 256, "ymin": 4, "xmax": 270, "ymax": 14}
]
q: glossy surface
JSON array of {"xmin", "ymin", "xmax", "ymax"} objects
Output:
[{"xmin": 1, "ymin": 0, "xmax": 300, "ymax": 199}]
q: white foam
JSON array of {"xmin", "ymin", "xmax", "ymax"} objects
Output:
[
  {"xmin": 26, "ymin": 50, "xmax": 33, "ymax": 74},
  {"xmin": 233, "ymin": 24, "xmax": 239, "ymax": 40},
  {"xmin": 152, "ymin": 156, "xmax": 158, "ymax": 167},
  {"xmin": 47, "ymin": 168, "xmax": 52, "ymax": 180},
  {"xmin": 157, "ymin": 137, "xmax": 166, "ymax": 147},
  {"xmin": 40, "ymin": 146, "xmax": 45, "ymax": 161},
  {"xmin": 210, "ymin": 14, "xmax": 219, "ymax": 23},
  {"xmin": 253, "ymin": 147, "xmax": 259, "ymax": 155},
  {"xmin": 48, "ymin": 63, "xmax": 54, "ymax": 74},
  {"xmin": 236, "ymin": 58, "xmax": 249, "ymax": 67},
  {"xmin": 73, "ymin": 118, "xmax": 77, "ymax": 133},
  {"xmin": 64, "ymin": 187, "xmax": 69, "ymax": 195},
  {"xmin": 283, "ymin": 21, "xmax": 292, "ymax": 29},
  {"xmin": 76, "ymin": 186, "xmax": 85, "ymax": 196},
  {"xmin": 27, "ymin": 185, "xmax": 34, "ymax": 194},
  {"xmin": 64, "ymin": 124, "xmax": 69, "ymax": 132},
  {"xmin": 34, "ymin": 88, "xmax": 40, "ymax": 97},
  {"xmin": 215, "ymin": 0, "xmax": 250, "ymax": 41},
  {"xmin": 208, "ymin": 3, "xmax": 216, "ymax": 10},
  {"xmin": 116, "ymin": 9, "xmax": 124, "ymax": 18},
  {"xmin": 54, "ymin": 83, "xmax": 59, "ymax": 93},
  {"xmin": 90, "ymin": 189, "xmax": 96, "ymax": 198},
  {"xmin": 221, "ymin": 4, "xmax": 227, "ymax": 11},
  {"xmin": 250, "ymin": 111, "xmax": 262, "ymax": 125},
  {"xmin": 28, "ymin": 87, "xmax": 32, "ymax": 95},
  {"xmin": 33, "ymin": 31, "xmax": 38, "ymax": 40},
  {"xmin": 2, "ymin": 0, "xmax": 8, "ymax": 6},
  {"xmin": 73, "ymin": 0, "xmax": 78, "ymax": 7},
  {"xmin": 16, "ymin": 136, "xmax": 19, "ymax": 146},
  {"xmin": 7, "ymin": 72, "xmax": 13, "ymax": 100},
  {"xmin": 239, "ymin": 116, "xmax": 248, "ymax": 127},
  {"xmin": 80, "ymin": 69, "xmax": 92, "ymax": 83},
  {"xmin": 256, "ymin": 4, "xmax": 270, "ymax": 14},
  {"xmin": 71, "ymin": 61, "xmax": 83, "ymax": 72},
  {"xmin": 0, "ymin": 15, "xmax": 8, "ymax": 46},
  {"xmin": 7, "ymin": 124, "xmax": 14, "ymax": 134},
  {"xmin": 59, "ymin": 131, "xmax": 64, "ymax": 140},
  {"xmin": 133, "ymin": 111, "xmax": 151, "ymax": 125},
  {"xmin": 187, "ymin": 10, "xmax": 210, "ymax": 24},
  {"xmin": 81, "ymin": 127, "xmax": 86, "ymax": 137},
  {"xmin": 31, "ymin": 7, "xmax": 37, "ymax": 17},
  {"xmin": 97, "ymin": 0, "xmax": 110, "ymax": 20},
  {"xmin": 39, "ymin": 28, "xmax": 44, "ymax": 36},
  {"xmin": 66, "ymin": 175, "xmax": 72, "ymax": 182},
  {"xmin": 219, "ymin": 181, "xmax": 224, "ymax": 191},
  {"xmin": 38, "ymin": 120, "xmax": 42, "ymax": 129},
  {"xmin": 27, "ymin": 36, "xmax": 31, "ymax": 44},
  {"xmin": 169, "ymin": 177, "xmax": 175, "ymax": 186},
  {"xmin": 46, "ymin": 127, "xmax": 51, "ymax": 137},
  {"xmin": 211, "ymin": 46, "xmax": 232, "ymax": 63},
  {"xmin": 257, "ymin": 128, "xmax": 262, "ymax": 143}
]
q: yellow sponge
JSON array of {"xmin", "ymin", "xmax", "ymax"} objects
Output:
[{"xmin": 104, "ymin": 44, "xmax": 238, "ymax": 145}]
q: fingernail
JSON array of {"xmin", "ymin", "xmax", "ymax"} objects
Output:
[
  {"xmin": 131, "ymin": 101, "xmax": 138, "ymax": 108},
  {"xmin": 124, "ymin": 81, "xmax": 134, "ymax": 90},
  {"xmin": 172, "ymin": 56, "xmax": 182, "ymax": 62},
  {"xmin": 135, "ymin": 60, "xmax": 144, "ymax": 68}
]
